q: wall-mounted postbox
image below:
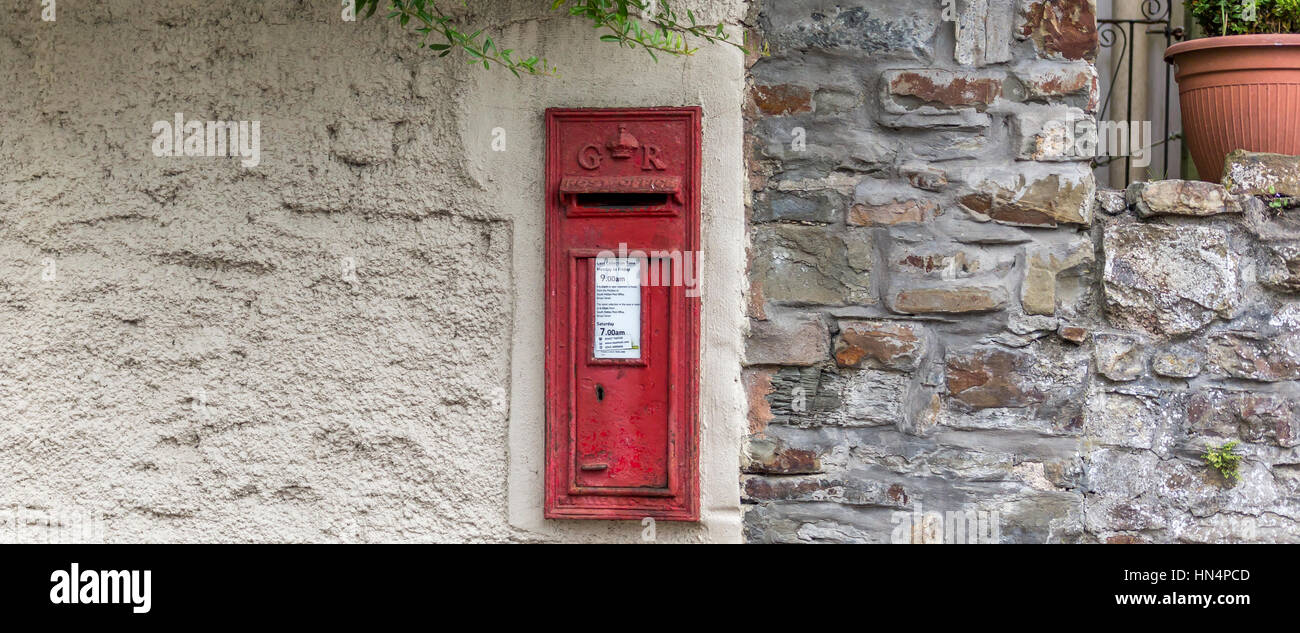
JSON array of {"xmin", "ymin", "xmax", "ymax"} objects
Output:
[{"xmin": 544, "ymin": 107, "xmax": 701, "ymax": 521}]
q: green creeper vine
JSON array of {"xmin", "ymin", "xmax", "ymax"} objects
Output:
[{"xmin": 355, "ymin": 0, "xmax": 753, "ymax": 77}]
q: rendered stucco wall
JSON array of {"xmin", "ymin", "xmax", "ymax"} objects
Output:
[{"xmin": 0, "ymin": 0, "xmax": 745, "ymax": 542}]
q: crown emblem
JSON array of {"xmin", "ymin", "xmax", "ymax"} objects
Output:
[{"xmin": 606, "ymin": 124, "xmax": 640, "ymax": 159}]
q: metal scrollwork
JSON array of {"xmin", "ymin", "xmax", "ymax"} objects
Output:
[
  {"xmin": 1141, "ymin": 0, "xmax": 1169, "ymax": 21},
  {"xmin": 1097, "ymin": 22, "xmax": 1129, "ymax": 123},
  {"xmin": 1095, "ymin": 0, "xmax": 1186, "ymax": 185}
]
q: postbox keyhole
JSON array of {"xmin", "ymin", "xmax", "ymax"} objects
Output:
[{"xmin": 596, "ymin": 384, "xmax": 605, "ymax": 401}]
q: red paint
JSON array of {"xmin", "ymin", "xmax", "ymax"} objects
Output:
[{"xmin": 544, "ymin": 107, "xmax": 701, "ymax": 521}]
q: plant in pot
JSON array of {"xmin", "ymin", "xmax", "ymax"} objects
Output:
[{"xmin": 1167, "ymin": 1, "xmax": 1300, "ymax": 181}]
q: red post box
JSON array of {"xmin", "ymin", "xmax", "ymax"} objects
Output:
[{"xmin": 544, "ymin": 107, "xmax": 701, "ymax": 521}]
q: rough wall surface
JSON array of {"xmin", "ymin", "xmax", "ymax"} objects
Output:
[
  {"xmin": 741, "ymin": 0, "xmax": 1300, "ymax": 543},
  {"xmin": 0, "ymin": 0, "xmax": 746, "ymax": 542}
]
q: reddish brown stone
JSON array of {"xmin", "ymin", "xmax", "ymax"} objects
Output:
[
  {"xmin": 888, "ymin": 70, "xmax": 1002, "ymax": 110},
  {"xmin": 848, "ymin": 199, "xmax": 939, "ymax": 226},
  {"xmin": 834, "ymin": 320, "xmax": 926, "ymax": 371},
  {"xmin": 743, "ymin": 369, "xmax": 775, "ymax": 434},
  {"xmin": 1106, "ymin": 534, "xmax": 1144, "ymax": 544},
  {"xmin": 1057, "ymin": 325, "xmax": 1088, "ymax": 344},
  {"xmin": 1018, "ymin": 64, "xmax": 1094, "ymax": 100},
  {"xmin": 1021, "ymin": 0, "xmax": 1099, "ymax": 62},
  {"xmin": 946, "ymin": 348, "xmax": 1044, "ymax": 409},
  {"xmin": 752, "ymin": 84, "xmax": 813, "ymax": 116},
  {"xmin": 1026, "ymin": 71, "xmax": 1091, "ymax": 98}
]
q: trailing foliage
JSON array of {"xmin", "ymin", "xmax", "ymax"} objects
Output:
[
  {"xmin": 1189, "ymin": 0, "xmax": 1300, "ymax": 37},
  {"xmin": 355, "ymin": 0, "xmax": 749, "ymax": 77}
]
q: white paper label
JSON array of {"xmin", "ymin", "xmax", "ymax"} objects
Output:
[{"xmin": 593, "ymin": 258, "xmax": 641, "ymax": 359}]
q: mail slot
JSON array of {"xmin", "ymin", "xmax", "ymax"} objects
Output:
[{"xmin": 544, "ymin": 107, "xmax": 701, "ymax": 521}]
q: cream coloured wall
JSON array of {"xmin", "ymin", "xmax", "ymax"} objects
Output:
[{"xmin": 0, "ymin": 0, "xmax": 746, "ymax": 543}]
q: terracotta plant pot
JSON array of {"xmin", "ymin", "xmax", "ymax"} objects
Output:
[{"xmin": 1166, "ymin": 34, "xmax": 1300, "ymax": 182}]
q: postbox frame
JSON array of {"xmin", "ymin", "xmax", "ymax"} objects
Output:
[{"xmin": 543, "ymin": 107, "xmax": 701, "ymax": 522}]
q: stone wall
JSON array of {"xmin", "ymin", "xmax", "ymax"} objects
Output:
[{"xmin": 741, "ymin": 0, "xmax": 1300, "ymax": 543}]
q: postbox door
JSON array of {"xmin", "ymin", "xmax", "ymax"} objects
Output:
[{"xmin": 572, "ymin": 257, "xmax": 672, "ymax": 491}]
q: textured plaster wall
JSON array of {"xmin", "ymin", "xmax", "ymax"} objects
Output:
[{"xmin": 0, "ymin": 0, "xmax": 746, "ymax": 542}]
